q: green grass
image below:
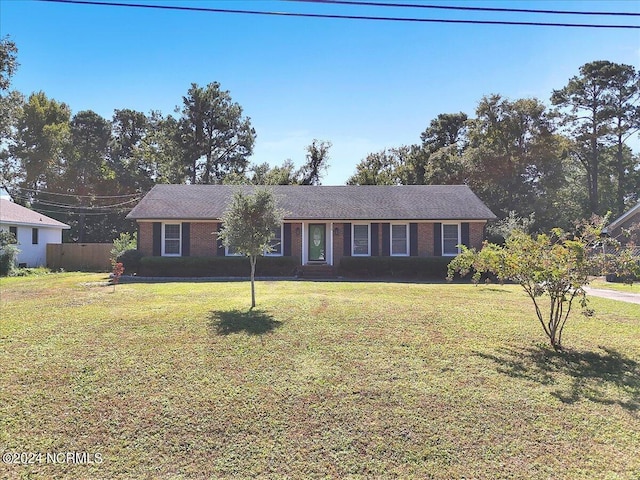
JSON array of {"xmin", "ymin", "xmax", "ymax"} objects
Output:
[
  {"xmin": 590, "ymin": 277, "xmax": 640, "ymax": 294},
  {"xmin": 1, "ymin": 273, "xmax": 639, "ymax": 479}
]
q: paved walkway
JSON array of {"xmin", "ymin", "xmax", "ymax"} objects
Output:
[{"xmin": 584, "ymin": 287, "xmax": 640, "ymax": 305}]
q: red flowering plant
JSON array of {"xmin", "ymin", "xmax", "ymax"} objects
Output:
[{"xmin": 112, "ymin": 262, "xmax": 125, "ymax": 291}]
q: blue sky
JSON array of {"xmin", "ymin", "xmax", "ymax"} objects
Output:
[{"xmin": 2, "ymin": 0, "xmax": 639, "ymax": 185}]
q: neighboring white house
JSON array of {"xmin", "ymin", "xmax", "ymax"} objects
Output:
[{"xmin": 0, "ymin": 198, "xmax": 70, "ymax": 267}]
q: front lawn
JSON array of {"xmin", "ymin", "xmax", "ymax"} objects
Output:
[
  {"xmin": 1, "ymin": 274, "xmax": 639, "ymax": 479},
  {"xmin": 590, "ymin": 277, "xmax": 640, "ymax": 294}
]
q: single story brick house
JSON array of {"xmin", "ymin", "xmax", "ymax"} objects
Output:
[
  {"xmin": 0, "ymin": 198, "xmax": 70, "ymax": 267},
  {"xmin": 126, "ymin": 185, "xmax": 496, "ymax": 269},
  {"xmin": 604, "ymin": 201, "xmax": 640, "ymax": 246}
]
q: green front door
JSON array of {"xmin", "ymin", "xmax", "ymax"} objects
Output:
[{"xmin": 308, "ymin": 224, "xmax": 326, "ymax": 262}]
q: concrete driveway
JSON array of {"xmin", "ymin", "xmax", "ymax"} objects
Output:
[{"xmin": 584, "ymin": 287, "xmax": 640, "ymax": 305}]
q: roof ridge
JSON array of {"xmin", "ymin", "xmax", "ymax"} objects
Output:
[{"xmin": 0, "ymin": 198, "xmax": 70, "ymax": 228}]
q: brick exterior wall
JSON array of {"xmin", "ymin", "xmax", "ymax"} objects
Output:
[
  {"xmin": 469, "ymin": 222, "xmax": 485, "ymax": 250},
  {"xmin": 136, "ymin": 220, "xmax": 487, "ymax": 260},
  {"xmin": 332, "ymin": 223, "xmax": 345, "ymax": 266},
  {"xmin": 190, "ymin": 222, "xmax": 218, "ymax": 256},
  {"xmin": 138, "ymin": 222, "xmax": 153, "ymax": 257},
  {"xmin": 418, "ymin": 223, "xmax": 434, "ymax": 256},
  {"xmin": 610, "ymin": 212, "xmax": 639, "ymax": 246},
  {"xmin": 373, "ymin": 223, "xmax": 382, "ymax": 256},
  {"xmin": 289, "ymin": 222, "xmax": 302, "ymax": 259}
]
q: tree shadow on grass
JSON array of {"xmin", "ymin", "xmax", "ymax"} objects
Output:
[
  {"xmin": 208, "ymin": 309, "xmax": 282, "ymax": 336},
  {"xmin": 475, "ymin": 345, "xmax": 640, "ymax": 412}
]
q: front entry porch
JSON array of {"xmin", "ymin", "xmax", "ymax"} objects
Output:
[
  {"xmin": 301, "ymin": 221, "xmax": 336, "ymax": 266},
  {"xmin": 297, "ymin": 264, "xmax": 337, "ymax": 279}
]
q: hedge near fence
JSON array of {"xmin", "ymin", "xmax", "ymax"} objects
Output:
[{"xmin": 139, "ymin": 256, "xmax": 300, "ymax": 277}]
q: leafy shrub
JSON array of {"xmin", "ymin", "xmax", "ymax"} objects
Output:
[
  {"xmin": 486, "ymin": 210, "xmax": 536, "ymax": 245},
  {"xmin": 0, "ymin": 230, "xmax": 19, "ymax": 276},
  {"xmin": 117, "ymin": 249, "xmax": 144, "ymax": 274},
  {"xmin": 339, "ymin": 256, "xmax": 452, "ymax": 279},
  {"xmin": 110, "ymin": 232, "xmax": 137, "ymax": 266},
  {"xmin": 8, "ymin": 267, "xmax": 53, "ymax": 277},
  {"xmin": 605, "ymin": 273, "xmax": 638, "ymax": 283},
  {"xmin": 139, "ymin": 256, "xmax": 300, "ymax": 277},
  {"xmin": 447, "ymin": 221, "xmax": 639, "ymax": 352},
  {"xmin": 605, "ymin": 247, "xmax": 640, "ymax": 283}
]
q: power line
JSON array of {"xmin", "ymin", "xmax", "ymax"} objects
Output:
[
  {"xmin": 11, "ymin": 186, "xmax": 142, "ymax": 199},
  {"xmin": 37, "ymin": 0, "xmax": 640, "ymax": 29},
  {"xmin": 10, "ymin": 193, "xmax": 141, "ymax": 210},
  {"xmin": 283, "ymin": 0, "xmax": 640, "ymax": 17},
  {"xmin": 24, "ymin": 207, "xmax": 132, "ymax": 216}
]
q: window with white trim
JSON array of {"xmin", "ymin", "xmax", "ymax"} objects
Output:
[
  {"xmin": 391, "ymin": 224, "xmax": 409, "ymax": 256},
  {"xmin": 265, "ymin": 225, "xmax": 283, "ymax": 256},
  {"xmin": 352, "ymin": 224, "xmax": 370, "ymax": 256},
  {"xmin": 163, "ymin": 223, "xmax": 181, "ymax": 256},
  {"xmin": 226, "ymin": 225, "xmax": 284, "ymax": 256},
  {"xmin": 442, "ymin": 224, "xmax": 460, "ymax": 256}
]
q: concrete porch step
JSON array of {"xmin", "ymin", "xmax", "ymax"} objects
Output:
[{"xmin": 298, "ymin": 264, "xmax": 337, "ymax": 279}]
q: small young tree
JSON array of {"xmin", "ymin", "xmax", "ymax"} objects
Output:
[
  {"xmin": 110, "ymin": 232, "xmax": 137, "ymax": 267},
  {"xmin": 448, "ymin": 218, "xmax": 637, "ymax": 351},
  {"xmin": 486, "ymin": 210, "xmax": 536, "ymax": 244},
  {"xmin": 218, "ymin": 188, "xmax": 285, "ymax": 308},
  {"xmin": 111, "ymin": 262, "xmax": 124, "ymax": 292}
]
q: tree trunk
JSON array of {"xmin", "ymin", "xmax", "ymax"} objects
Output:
[
  {"xmin": 589, "ymin": 133, "xmax": 599, "ymax": 214},
  {"xmin": 250, "ymin": 255, "xmax": 256, "ymax": 309},
  {"xmin": 616, "ymin": 133, "xmax": 625, "ymax": 216},
  {"xmin": 204, "ymin": 149, "xmax": 212, "ymax": 184}
]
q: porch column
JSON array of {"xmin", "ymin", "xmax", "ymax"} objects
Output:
[
  {"xmin": 301, "ymin": 221, "xmax": 307, "ymax": 265},
  {"xmin": 328, "ymin": 222, "xmax": 334, "ymax": 266}
]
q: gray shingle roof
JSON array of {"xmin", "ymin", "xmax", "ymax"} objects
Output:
[
  {"xmin": 0, "ymin": 199, "xmax": 70, "ymax": 228},
  {"xmin": 604, "ymin": 200, "xmax": 640, "ymax": 233},
  {"xmin": 126, "ymin": 184, "xmax": 496, "ymax": 221}
]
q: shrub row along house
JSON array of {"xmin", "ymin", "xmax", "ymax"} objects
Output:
[{"xmin": 126, "ymin": 185, "xmax": 496, "ymax": 277}]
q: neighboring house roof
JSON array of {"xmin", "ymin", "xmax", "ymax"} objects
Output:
[
  {"xmin": 0, "ymin": 198, "xmax": 70, "ymax": 229},
  {"xmin": 127, "ymin": 184, "xmax": 497, "ymax": 221},
  {"xmin": 604, "ymin": 201, "xmax": 640, "ymax": 234}
]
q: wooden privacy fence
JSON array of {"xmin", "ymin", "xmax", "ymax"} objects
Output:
[{"xmin": 47, "ymin": 243, "xmax": 112, "ymax": 272}]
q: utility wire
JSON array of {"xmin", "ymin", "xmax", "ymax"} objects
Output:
[
  {"xmin": 10, "ymin": 186, "xmax": 142, "ymax": 199},
  {"xmin": 283, "ymin": 0, "xmax": 640, "ymax": 17},
  {"xmin": 25, "ymin": 207, "xmax": 132, "ymax": 216},
  {"xmin": 37, "ymin": 0, "xmax": 640, "ymax": 29},
  {"xmin": 10, "ymin": 193, "xmax": 141, "ymax": 210}
]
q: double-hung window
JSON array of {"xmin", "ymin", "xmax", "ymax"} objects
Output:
[
  {"xmin": 352, "ymin": 224, "xmax": 370, "ymax": 256},
  {"xmin": 227, "ymin": 225, "xmax": 283, "ymax": 256},
  {"xmin": 163, "ymin": 223, "xmax": 181, "ymax": 256},
  {"xmin": 391, "ymin": 224, "xmax": 409, "ymax": 256},
  {"xmin": 266, "ymin": 225, "xmax": 283, "ymax": 256},
  {"xmin": 442, "ymin": 224, "xmax": 460, "ymax": 256}
]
